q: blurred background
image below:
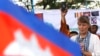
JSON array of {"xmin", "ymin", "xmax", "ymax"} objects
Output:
[
  {"xmin": 12, "ymin": 0, "xmax": 100, "ymax": 11},
  {"xmin": 11, "ymin": 0, "xmax": 100, "ymax": 34}
]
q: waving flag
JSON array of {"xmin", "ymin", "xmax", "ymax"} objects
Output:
[{"xmin": 0, "ymin": 0, "xmax": 81, "ymax": 56}]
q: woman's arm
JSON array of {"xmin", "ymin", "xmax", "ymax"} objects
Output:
[{"xmin": 92, "ymin": 35, "xmax": 100, "ymax": 56}]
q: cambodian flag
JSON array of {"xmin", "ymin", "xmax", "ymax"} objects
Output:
[{"xmin": 0, "ymin": 0, "xmax": 81, "ymax": 56}]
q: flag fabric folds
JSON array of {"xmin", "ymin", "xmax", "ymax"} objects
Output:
[{"xmin": 0, "ymin": 0, "xmax": 81, "ymax": 56}]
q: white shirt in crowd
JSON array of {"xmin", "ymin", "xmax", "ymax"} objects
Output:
[{"xmin": 71, "ymin": 33, "xmax": 100, "ymax": 56}]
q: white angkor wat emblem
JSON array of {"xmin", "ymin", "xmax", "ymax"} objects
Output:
[{"xmin": 4, "ymin": 29, "xmax": 53, "ymax": 56}]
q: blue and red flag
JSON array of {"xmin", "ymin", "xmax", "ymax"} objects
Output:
[{"xmin": 0, "ymin": 0, "xmax": 81, "ymax": 56}]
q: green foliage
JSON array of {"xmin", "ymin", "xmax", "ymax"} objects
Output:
[{"xmin": 36, "ymin": 0, "xmax": 86, "ymax": 9}]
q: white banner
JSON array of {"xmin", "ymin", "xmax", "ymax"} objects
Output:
[{"xmin": 34, "ymin": 9, "xmax": 100, "ymax": 34}]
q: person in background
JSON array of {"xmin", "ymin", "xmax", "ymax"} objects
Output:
[
  {"xmin": 89, "ymin": 25, "xmax": 100, "ymax": 39},
  {"xmin": 60, "ymin": 2, "xmax": 70, "ymax": 37},
  {"xmin": 71, "ymin": 16, "xmax": 100, "ymax": 56},
  {"xmin": 70, "ymin": 31, "xmax": 78, "ymax": 37},
  {"xmin": 89, "ymin": 25, "xmax": 98, "ymax": 34}
]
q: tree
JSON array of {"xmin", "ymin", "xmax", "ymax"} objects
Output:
[
  {"xmin": 36, "ymin": 0, "xmax": 57, "ymax": 9},
  {"xmin": 36, "ymin": 0, "xmax": 86, "ymax": 9}
]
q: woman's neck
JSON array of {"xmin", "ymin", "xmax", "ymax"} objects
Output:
[{"xmin": 80, "ymin": 32, "xmax": 88, "ymax": 38}]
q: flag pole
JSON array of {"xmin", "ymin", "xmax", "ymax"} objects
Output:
[
  {"xmin": 85, "ymin": 0, "xmax": 88, "ymax": 9},
  {"xmin": 31, "ymin": 0, "xmax": 34, "ymax": 12}
]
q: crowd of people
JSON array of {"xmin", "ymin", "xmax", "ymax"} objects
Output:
[{"xmin": 59, "ymin": 3, "xmax": 100, "ymax": 56}]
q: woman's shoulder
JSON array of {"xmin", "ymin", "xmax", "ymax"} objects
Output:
[
  {"xmin": 90, "ymin": 33, "xmax": 100, "ymax": 41},
  {"xmin": 91, "ymin": 33, "xmax": 99, "ymax": 38}
]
